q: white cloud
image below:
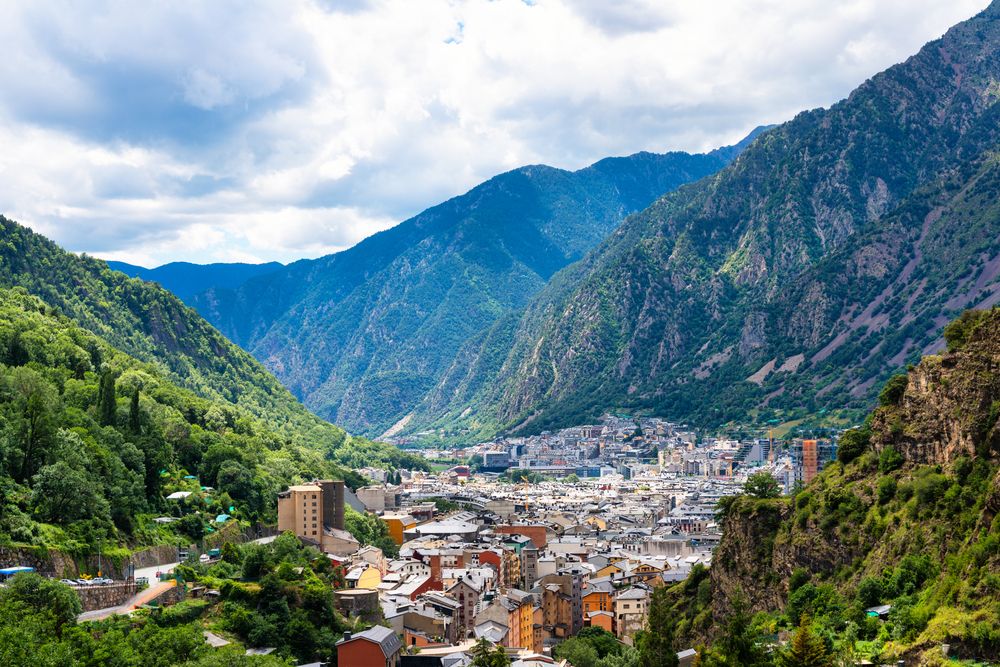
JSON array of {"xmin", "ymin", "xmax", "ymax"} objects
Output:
[{"xmin": 0, "ymin": 0, "xmax": 989, "ymax": 265}]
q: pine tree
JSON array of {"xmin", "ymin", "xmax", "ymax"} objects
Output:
[
  {"xmin": 638, "ymin": 586, "xmax": 679, "ymax": 667},
  {"xmin": 128, "ymin": 387, "xmax": 141, "ymax": 433},
  {"xmin": 706, "ymin": 591, "xmax": 773, "ymax": 667},
  {"xmin": 779, "ymin": 615, "xmax": 831, "ymax": 667},
  {"xmin": 98, "ymin": 370, "xmax": 117, "ymax": 426}
]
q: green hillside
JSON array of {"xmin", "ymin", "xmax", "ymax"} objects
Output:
[
  {"xmin": 0, "ymin": 286, "xmax": 363, "ymax": 556},
  {"xmin": 0, "ymin": 217, "xmax": 419, "ymax": 470}
]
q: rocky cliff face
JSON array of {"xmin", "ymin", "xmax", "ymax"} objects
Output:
[
  {"xmin": 695, "ymin": 309, "xmax": 1000, "ymax": 662},
  {"xmin": 870, "ymin": 310, "xmax": 1000, "ymax": 465}
]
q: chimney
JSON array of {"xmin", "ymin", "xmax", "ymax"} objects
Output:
[
  {"xmin": 343, "ymin": 631, "xmax": 352, "ymax": 642},
  {"xmin": 428, "ymin": 554, "xmax": 442, "ymax": 590}
]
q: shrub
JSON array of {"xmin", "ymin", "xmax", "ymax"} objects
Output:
[
  {"xmin": 877, "ymin": 477, "xmax": 897, "ymax": 505},
  {"xmin": 857, "ymin": 577, "xmax": 883, "ymax": 608},
  {"xmin": 744, "ymin": 471, "xmax": 781, "ymax": 499},
  {"xmin": 879, "ymin": 446, "xmax": 904, "ymax": 474},
  {"xmin": 878, "ymin": 374, "xmax": 909, "ymax": 407},
  {"xmin": 943, "ymin": 309, "xmax": 989, "ymax": 352},
  {"xmin": 913, "ymin": 471, "xmax": 950, "ymax": 508},
  {"xmin": 837, "ymin": 428, "xmax": 870, "ymax": 464},
  {"xmin": 789, "ymin": 567, "xmax": 811, "ymax": 593}
]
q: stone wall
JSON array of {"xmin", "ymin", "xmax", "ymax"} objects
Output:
[
  {"xmin": 0, "ymin": 546, "xmax": 80, "ymax": 578},
  {"xmin": 74, "ymin": 582, "xmax": 137, "ymax": 612},
  {"xmin": 205, "ymin": 523, "xmax": 278, "ymax": 550},
  {"xmin": 131, "ymin": 544, "xmax": 187, "ymax": 570}
]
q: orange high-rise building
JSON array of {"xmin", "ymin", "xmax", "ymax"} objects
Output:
[{"xmin": 802, "ymin": 439, "xmax": 819, "ymax": 484}]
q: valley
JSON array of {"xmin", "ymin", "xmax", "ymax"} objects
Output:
[{"xmin": 2, "ymin": 1, "xmax": 1000, "ymax": 666}]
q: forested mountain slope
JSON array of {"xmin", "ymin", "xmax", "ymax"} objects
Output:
[
  {"xmin": 418, "ymin": 2, "xmax": 1000, "ymax": 439},
  {"xmin": 0, "ymin": 287, "xmax": 362, "ymax": 554},
  {"xmin": 187, "ymin": 136, "xmax": 763, "ymax": 436},
  {"xmin": 0, "ymin": 218, "xmax": 417, "ymax": 468}
]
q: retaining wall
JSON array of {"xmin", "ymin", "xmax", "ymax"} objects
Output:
[{"xmin": 74, "ymin": 582, "xmax": 137, "ymax": 612}]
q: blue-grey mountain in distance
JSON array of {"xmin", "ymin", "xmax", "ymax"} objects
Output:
[
  {"xmin": 107, "ymin": 260, "xmax": 284, "ymax": 303},
  {"xmin": 123, "ymin": 126, "xmax": 771, "ymax": 437}
]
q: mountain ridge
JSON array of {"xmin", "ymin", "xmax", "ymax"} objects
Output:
[
  {"xmin": 182, "ymin": 133, "xmax": 767, "ymax": 435},
  {"xmin": 107, "ymin": 260, "xmax": 284, "ymax": 302},
  {"xmin": 407, "ymin": 1, "xmax": 1000, "ymax": 441},
  {"xmin": 0, "ymin": 217, "xmax": 422, "ymax": 471}
]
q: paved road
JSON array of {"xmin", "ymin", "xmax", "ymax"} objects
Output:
[
  {"xmin": 77, "ymin": 561, "xmax": 179, "ymax": 623},
  {"xmin": 134, "ymin": 561, "xmax": 179, "ymax": 583},
  {"xmin": 77, "ymin": 579, "xmax": 177, "ymax": 622}
]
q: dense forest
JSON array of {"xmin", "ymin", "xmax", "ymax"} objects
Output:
[
  {"xmin": 0, "ymin": 217, "xmax": 425, "ymax": 466},
  {"xmin": 0, "ymin": 287, "xmax": 420, "ymax": 557}
]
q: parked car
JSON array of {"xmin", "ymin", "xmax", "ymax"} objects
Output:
[
  {"xmin": 76, "ymin": 579, "xmax": 95, "ymax": 586},
  {"xmin": 59, "ymin": 579, "xmax": 78, "ymax": 586},
  {"xmin": 93, "ymin": 577, "xmax": 114, "ymax": 585}
]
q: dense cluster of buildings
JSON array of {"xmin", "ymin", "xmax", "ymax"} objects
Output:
[{"xmin": 277, "ymin": 416, "xmax": 839, "ymax": 666}]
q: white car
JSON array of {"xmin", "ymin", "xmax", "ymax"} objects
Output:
[{"xmin": 59, "ymin": 579, "xmax": 78, "ymax": 586}]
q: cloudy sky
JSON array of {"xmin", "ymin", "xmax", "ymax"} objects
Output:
[{"xmin": 0, "ymin": 0, "xmax": 989, "ymax": 266}]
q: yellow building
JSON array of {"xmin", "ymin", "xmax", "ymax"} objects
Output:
[
  {"xmin": 595, "ymin": 563, "xmax": 623, "ymax": 579},
  {"xmin": 345, "ymin": 564, "xmax": 382, "ymax": 590},
  {"xmin": 504, "ymin": 590, "xmax": 534, "ymax": 649},
  {"xmin": 381, "ymin": 513, "xmax": 416, "ymax": 545},
  {"xmin": 277, "ymin": 482, "xmax": 358, "ymax": 555},
  {"xmin": 583, "ymin": 583, "xmax": 614, "ymax": 615}
]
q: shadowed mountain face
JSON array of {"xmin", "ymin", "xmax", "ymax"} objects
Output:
[
  {"xmin": 407, "ymin": 1, "xmax": 1000, "ymax": 440},
  {"xmin": 107, "ymin": 261, "xmax": 284, "ymax": 303},
  {"xmin": 181, "ymin": 136, "xmax": 763, "ymax": 436}
]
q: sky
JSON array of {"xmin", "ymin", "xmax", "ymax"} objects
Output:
[{"xmin": 0, "ymin": 0, "xmax": 990, "ymax": 267}]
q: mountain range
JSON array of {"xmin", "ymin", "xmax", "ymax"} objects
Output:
[
  {"xmin": 107, "ymin": 261, "xmax": 284, "ymax": 303},
  {"xmin": 118, "ymin": 135, "xmax": 765, "ymax": 437},
  {"xmin": 102, "ymin": 3, "xmax": 1000, "ymax": 446},
  {"xmin": 406, "ymin": 0, "xmax": 1000, "ymax": 440}
]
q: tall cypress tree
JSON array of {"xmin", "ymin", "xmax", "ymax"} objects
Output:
[
  {"xmin": 638, "ymin": 586, "xmax": 679, "ymax": 667},
  {"xmin": 98, "ymin": 371, "xmax": 117, "ymax": 426},
  {"xmin": 128, "ymin": 387, "xmax": 141, "ymax": 433},
  {"xmin": 707, "ymin": 591, "xmax": 773, "ymax": 667}
]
